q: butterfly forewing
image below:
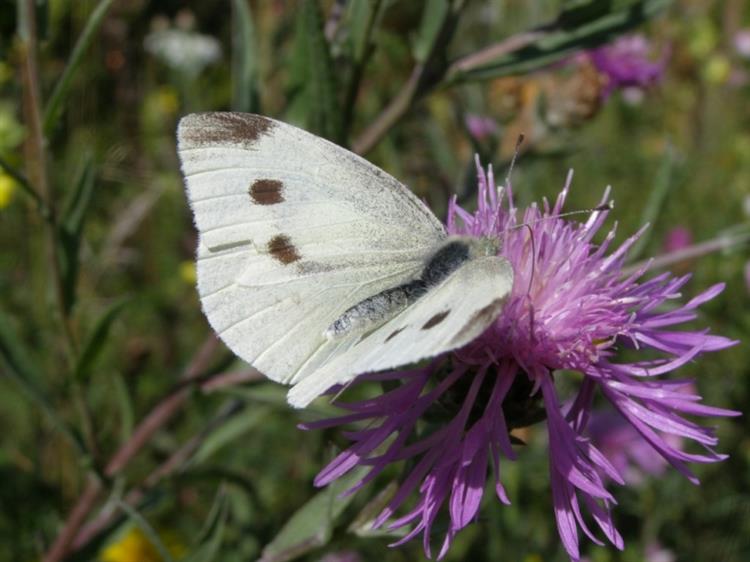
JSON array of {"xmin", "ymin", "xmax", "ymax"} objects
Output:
[{"xmin": 178, "ymin": 113, "xmax": 446, "ymax": 385}]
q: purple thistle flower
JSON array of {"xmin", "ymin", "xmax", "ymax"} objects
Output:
[
  {"xmin": 586, "ymin": 406, "xmax": 686, "ymax": 485},
  {"xmin": 302, "ymin": 160, "xmax": 739, "ymax": 560},
  {"xmin": 588, "ymin": 35, "xmax": 669, "ymax": 97},
  {"xmin": 465, "ymin": 114, "xmax": 499, "ymax": 142},
  {"xmin": 663, "ymin": 226, "xmax": 693, "ymax": 253}
]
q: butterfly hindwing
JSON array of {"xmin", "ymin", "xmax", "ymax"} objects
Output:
[{"xmin": 287, "ymin": 255, "xmax": 513, "ymax": 407}]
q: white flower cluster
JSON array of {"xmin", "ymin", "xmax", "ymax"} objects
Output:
[{"xmin": 144, "ymin": 29, "xmax": 221, "ymax": 77}]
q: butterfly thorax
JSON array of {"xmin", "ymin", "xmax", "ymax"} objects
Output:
[{"xmin": 324, "ymin": 235, "xmax": 501, "ymax": 340}]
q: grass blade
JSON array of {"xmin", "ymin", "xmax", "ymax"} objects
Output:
[
  {"xmin": 231, "ymin": 0, "xmax": 259, "ymax": 113},
  {"xmin": 0, "ymin": 308, "xmax": 86, "ymax": 453},
  {"xmin": 114, "ymin": 500, "xmax": 176, "ymax": 562},
  {"xmin": 74, "ymin": 299, "xmax": 129, "ymax": 382},
  {"xmin": 58, "ymin": 153, "xmax": 96, "ymax": 313},
  {"xmin": 413, "ymin": 0, "xmax": 450, "ymax": 63},
  {"xmin": 0, "ymin": 155, "xmax": 46, "ymax": 214},
  {"xmin": 258, "ymin": 466, "xmax": 367, "ymax": 562},
  {"xmin": 629, "ymin": 145, "xmax": 678, "ymax": 260},
  {"xmin": 289, "ymin": 0, "xmax": 342, "ymax": 142},
  {"xmin": 42, "ymin": 0, "xmax": 117, "ymax": 136},
  {"xmin": 184, "ymin": 487, "xmax": 230, "ymax": 562}
]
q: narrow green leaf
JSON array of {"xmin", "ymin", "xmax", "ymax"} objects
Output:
[
  {"xmin": 58, "ymin": 153, "xmax": 96, "ymax": 313},
  {"xmin": 289, "ymin": 0, "xmax": 342, "ymax": 142},
  {"xmin": 184, "ymin": 488, "xmax": 230, "ymax": 562},
  {"xmin": 0, "ymin": 155, "xmax": 46, "ymax": 215},
  {"xmin": 113, "ymin": 371, "xmax": 135, "ymax": 443},
  {"xmin": 413, "ymin": 0, "xmax": 450, "ymax": 62},
  {"xmin": 192, "ymin": 405, "xmax": 269, "ymax": 464},
  {"xmin": 558, "ymin": 0, "xmax": 612, "ymax": 26},
  {"xmin": 347, "ymin": 480, "xmax": 402, "ymax": 537},
  {"xmin": 629, "ymin": 146, "xmax": 678, "ymax": 260},
  {"xmin": 114, "ymin": 501, "xmax": 176, "ymax": 562},
  {"xmin": 259, "ymin": 467, "xmax": 367, "ymax": 562},
  {"xmin": 231, "ymin": 0, "xmax": 259, "ymax": 113},
  {"xmin": 348, "ymin": 0, "xmax": 379, "ymax": 63},
  {"xmin": 446, "ymin": 0, "xmax": 672, "ymax": 83},
  {"xmin": 0, "ymin": 308, "xmax": 86, "ymax": 453},
  {"xmin": 340, "ymin": 0, "xmax": 383, "ymax": 140},
  {"xmin": 73, "ymin": 299, "xmax": 129, "ymax": 382},
  {"xmin": 43, "ymin": 0, "xmax": 117, "ymax": 135},
  {"xmin": 61, "ymin": 152, "xmax": 96, "ymax": 235},
  {"xmin": 0, "ymin": 307, "xmax": 44, "ymax": 386}
]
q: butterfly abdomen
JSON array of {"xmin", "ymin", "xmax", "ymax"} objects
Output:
[
  {"xmin": 325, "ymin": 280, "xmax": 427, "ymax": 340},
  {"xmin": 324, "ymin": 237, "xmax": 498, "ymax": 341},
  {"xmin": 422, "ymin": 240, "xmax": 472, "ymax": 286}
]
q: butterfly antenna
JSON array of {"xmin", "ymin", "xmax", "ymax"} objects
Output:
[
  {"xmin": 555, "ymin": 202, "xmax": 614, "ymax": 219},
  {"xmin": 508, "ymin": 201, "xmax": 613, "ymax": 233},
  {"xmin": 520, "ymin": 222, "xmax": 536, "ymax": 303},
  {"xmin": 511, "ymin": 201, "xmax": 612, "ymax": 339},
  {"xmin": 505, "ymin": 133, "xmax": 525, "ymax": 189}
]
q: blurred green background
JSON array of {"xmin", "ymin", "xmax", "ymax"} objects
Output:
[{"xmin": 1, "ymin": 1, "xmax": 749, "ymax": 561}]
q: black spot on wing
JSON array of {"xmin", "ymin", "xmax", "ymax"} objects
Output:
[
  {"xmin": 385, "ymin": 326, "xmax": 405, "ymax": 342},
  {"xmin": 250, "ymin": 179, "xmax": 284, "ymax": 205},
  {"xmin": 452, "ymin": 298, "xmax": 505, "ymax": 342},
  {"xmin": 268, "ymin": 234, "xmax": 301, "ymax": 264},
  {"xmin": 179, "ymin": 113, "xmax": 275, "ymax": 149},
  {"xmin": 422, "ymin": 310, "xmax": 450, "ymax": 330}
]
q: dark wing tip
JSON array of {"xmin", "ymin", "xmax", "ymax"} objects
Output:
[{"xmin": 177, "ymin": 112, "xmax": 276, "ymax": 150}]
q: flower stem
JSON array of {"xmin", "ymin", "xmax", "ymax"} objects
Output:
[
  {"xmin": 42, "ymin": 335, "xmax": 221, "ymax": 562},
  {"xmin": 17, "ymin": 0, "xmax": 78, "ymax": 359},
  {"xmin": 623, "ymin": 231, "xmax": 750, "ymax": 275}
]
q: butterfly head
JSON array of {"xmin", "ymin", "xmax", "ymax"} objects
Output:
[{"xmin": 468, "ymin": 235, "xmax": 502, "ymax": 258}]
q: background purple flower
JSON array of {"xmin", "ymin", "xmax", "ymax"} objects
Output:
[
  {"xmin": 663, "ymin": 226, "xmax": 693, "ymax": 253},
  {"xmin": 588, "ymin": 35, "xmax": 669, "ymax": 96},
  {"xmin": 734, "ymin": 29, "xmax": 750, "ymax": 59},
  {"xmin": 586, "ymin": 406, "xmax": 685, "ymax": 485},
  {"xmin": 303, "ymin": 161, "xmax": 739, "ymax": 561},
  {"xmin": 465, "ymin": 114, "xmax": 499, "ymax": 142}
]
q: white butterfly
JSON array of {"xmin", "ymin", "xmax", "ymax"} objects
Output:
[{"xmin": 178, "ymin": 112, "xmax": 513, "ymax": 407}]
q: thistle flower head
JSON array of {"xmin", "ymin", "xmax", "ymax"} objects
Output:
[
  {"xmin": 303, "ymin": 161, "xmax": 739, "ymax": 560},
  {"xmin": 588, "ymin": 35, "xmax": 669, "ymax": 96}
]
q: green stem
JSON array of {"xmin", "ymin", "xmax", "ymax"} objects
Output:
[
  {"xmin": 622, "ymin": 231, "xmax": 750, "ymax": 276},
  {"xmin": 18, "ymin": 0, "xmax": 78, "ymax": 360},
  {"xmin": 0, "ymin": 155, "xmax": 49, "ymax": 216}
]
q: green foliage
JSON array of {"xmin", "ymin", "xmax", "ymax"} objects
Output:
[
  {"xmin": 231, "ymin": 0, "xmax": 259, "ymax": 113},
  {"xmin": 1, "ymin": 1, "xmax": 749, "ymax": 562},
  {"xmin": 446, "ymin": 0, "xmax": 672, "ymax": 83},
  {"xmin": 259, "ymin": 468, "xmax": 367, "ymax": 562},
  {"xmin": 43, "ymin": 0, "xmax": 117, "ymax": 136},
  {"xmin": 58, "ymin": 153, "xmax": 96, "ymax": 313},
  {"xmin": 288, "ymin": 0, "xmax": 342, "ymax": 142}
]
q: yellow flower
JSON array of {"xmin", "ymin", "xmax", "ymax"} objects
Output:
[
  {"xmin": 703, "ymin": 54, "xmax": 731, "ymax": 85},
  {"xmin": 100, "ymin": 526, "xmax": 186, "ymax": 562},
  {"xmin": 0, "ymin": 173, "xmax": 16, "ymax": 209},
  {"xmin": 179, "ymin": 260, "xmax": 197, "ymax": 285},
  {"xmin": 155, "ymin": 87, "xmax": 180, "ymax": 116},
  {"xmin": 0, "ymin": 61, "xmax": 12, "ymax": 85}
]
